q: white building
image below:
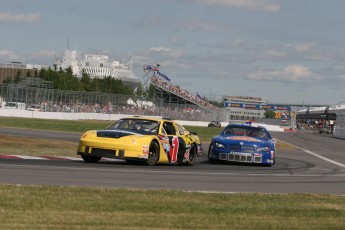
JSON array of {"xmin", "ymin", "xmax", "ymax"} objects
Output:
[{"xmin": 56, "ymin": 49, "xmax": 140, "ymax": 88}]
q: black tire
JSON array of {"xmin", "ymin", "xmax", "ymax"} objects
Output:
[
  {"xmin": 81, "ymin": 154, "xmax": 101, "ymax": 163},
  {"xmin": 179, "ymin": 144, "xmax": 197, "ymax": 166},
  {"xmin": 187, "ymin": 144, "xmax": 197, "ymax": 166},
  {"xmin": 147, "ymin": 141, "xmax": 160, "ymax": 166},
  {"xmin": 208, "ymin": 144, "xmax": 217, "ymax": 164}
]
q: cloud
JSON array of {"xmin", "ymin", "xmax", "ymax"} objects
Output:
[
  {"xmin": 184, "ymin": 0, "xmax": 281, "ymax": 12},
  {"xmin": 248, "ymin": 64, "xmax": 323, "ymax": 82},
  {"xmin": 264, "ymin": 49, "xmax": 286, "ymax": 58},
  {"xmin": 28, "ymin": 50, "xmax": 58, "ymax": 65},
  {"xmin": 292, "ymin": 42, "xmax": 317, "ymax": 53},
  {"xmin": 170, "ymin": 37, "xmax": 185, "ymax": 46},
  {"xmin": 0, "ymin": 12, "xmax": 42, "ymax": 23},
  {"xmin": 148, "ymin": 47, "xmax": 184, "ymax": 58},
  {"xmin": 32, "ymin": 50, "xmax": 57, "ymax": 59},
  {"xmin": 0, "ymin": 50, "xmax": 20, "ymax": 61},
  {"xmin": 132, "ymin": 16, "xmax": 227, "ymax": 32},
  {"xmin": 199, "ymin": 39, "xmax": 246, "ymax": 49}
]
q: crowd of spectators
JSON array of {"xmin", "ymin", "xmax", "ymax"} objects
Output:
[
  {"xmin": 28, "ymin": 100, "xmax": 215, "ymax": 121},
  {"xmin": 297, "ymin": 119, "xmax": 335, "ymax": 134},
  {"xmin": 151, "ymin": 75, "xmax": 215, "ymax": 110}
]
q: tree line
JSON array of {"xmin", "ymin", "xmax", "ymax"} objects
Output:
[{"xmin": 3, "ymin": 66, "xmax": 144, "ymax": 96}]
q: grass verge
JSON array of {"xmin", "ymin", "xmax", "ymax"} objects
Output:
[
  {"xmin": 0, "ymin": 135, "xmax": 77, "ymax": 157},
  {"xmin": 0, "ymin": 184, "xmax": 344, "ymax": 230}
]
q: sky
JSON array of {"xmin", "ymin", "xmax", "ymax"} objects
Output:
[{"xmin": 1, "ymin": 0, "xmax": 345, "ymax": 105}]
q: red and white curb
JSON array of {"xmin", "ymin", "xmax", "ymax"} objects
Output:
[
  {"xmin": 284, "ymin": 128, "xmax": 297, "ymax": 133},
  {"xmin": 0, "ymin": 155, "xmax": 122, "ymax": 162}
]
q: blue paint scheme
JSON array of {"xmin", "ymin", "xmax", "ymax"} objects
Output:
[{"xmin": 208, "ymin": 123, "xmax": 276, "ymax": 166}]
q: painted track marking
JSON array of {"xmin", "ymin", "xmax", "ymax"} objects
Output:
[{"xmin": 276, "ymin": 139, "xmax": 345, "ymax": 169}]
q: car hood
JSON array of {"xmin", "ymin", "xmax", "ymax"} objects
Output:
[
  {"xmin": 97, "ymin": 129, "xmax": 143, "ymax": 139},
  {"xmin": 213, "ymin": 135, "xmax": 267, "ymax": 145}
]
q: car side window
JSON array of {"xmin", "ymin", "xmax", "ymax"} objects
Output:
[
  {"xmin": 223, "ymin": 127, "xmax": 233, "ymax": 135},
  {"xmin": 258, "ymin": 129, "xmax": 268, "ymax": 139},
  {"xmin": 163, "ymin": 122, "xmax": 177, "ymax": 135},
  {"xmin": 161, "ymin": 126, "xmax": 167, "ymax": 135},
  {"xmin": 175, "ymin": 124, "xmax": 184, "ymax": 135}
]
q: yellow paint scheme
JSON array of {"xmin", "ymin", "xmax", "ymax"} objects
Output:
[
  {"xmin": 78, "ymin": 131, "xmax": 170, "ymax": 163},
  {"xmin": 77, "ymin": 117, "xmax": 202, "ymax": 165}
]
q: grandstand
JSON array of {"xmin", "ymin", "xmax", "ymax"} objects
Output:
[{"xmin": 142, "ymin": 64, "xmax": 215, "ymax": 113}]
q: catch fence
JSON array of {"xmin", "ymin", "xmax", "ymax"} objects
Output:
[{"xmin": 0, "ymin": 80, "xmax": 219, "ymax": 121}]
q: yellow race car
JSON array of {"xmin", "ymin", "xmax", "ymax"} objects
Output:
[{"xmin": 77, "ymin": 117, "xmax": 203, "ymax": 166}]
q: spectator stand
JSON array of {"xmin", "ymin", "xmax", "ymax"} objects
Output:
[{"xmin": 142, "ymin": 64, "xmax": 214, "ymax": 116}]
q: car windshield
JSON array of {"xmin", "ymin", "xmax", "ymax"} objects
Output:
[
  {"xmin": 222, "ymin": 125, "xmax": 269, "ymax": 140},
  {"xmin": 107, "ymin": 119, "xmax": 160, "ymax": 134}
]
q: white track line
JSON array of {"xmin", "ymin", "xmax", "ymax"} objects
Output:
[
  {"xmin": 277, "ymin": 139, "xmax": 345, "ymax": 169},
  {"xmin": 8, "ymin": 155, "xmax": 49, "ymax": 160}
]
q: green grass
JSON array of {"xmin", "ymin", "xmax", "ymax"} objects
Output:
[
  {"xmin": 0, "ymin": 116, "xmax": 111, "ymax": 133},
  {"xmin": 0, "ymin": 184, "xmax": 344, "ymax": 230},
  {"xmin": 0, "ymin": 135, "xmax": 78, "ymax": 156},
  {"xmin": 0, "ymin": 117, "xmax": 220, "ymax": 140}
]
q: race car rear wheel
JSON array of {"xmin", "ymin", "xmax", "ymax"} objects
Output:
[
  {"xmin": 81, "ymin": 154, "xmax": 101, "ymax": 163},
  {"xmin": 188, "ymin": 144, "xmax": 197, "ymax": 166},
  {"xmin": 147, "ymin": 141, "xmax": 159, "ymax": 166},
  {"xmin": 179, "ymin": 144, "xmax": 197, "ymax": 166}
]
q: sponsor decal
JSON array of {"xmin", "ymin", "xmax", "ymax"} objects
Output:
[
  {"xmin": 262, "ymin": 105, "xmax": 273, "ymax": 109},
  {"xmin": 271, "ymin": 150, "xmax": 275, "ymax": 160},
  {"xmin": 184, "ymin": 145, "xmax": 191, "ymax": 161},
  {"xmin": 142, "ymin": 145, "xmax": 149, "ymax": 156},
  {"xmin": 230, "ymin": 151, "xmax": 252, "ymax": 156},
  {"xmin": 231, "ymin": 103, "xmax": 241, "ymax": 107},
  {"xmin": 159, "ymin": 135, "xmax": 170, "ymax": 157},
  {"xmin": 169, "ymin": 136, "xmax": 179, "ymax": 163},
  {"xmin": 226, "ymin": 136, "xmax": 258, "ymax": 142}
]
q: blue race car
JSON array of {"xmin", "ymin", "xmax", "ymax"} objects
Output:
[{"xmin": 208, "ymin": 123, "xmax": 276, "ymax": 166}]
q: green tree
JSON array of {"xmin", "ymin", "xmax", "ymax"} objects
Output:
[
  {"xmin": 264, "ymin": 110, "xmax": 276, "ymax": 118},
  {"xmin": 2, "ymin": 76, "xmax": 13, "ymax": 84},
  {"xmin": 36, "ymin": 67, "xmax": 134, "ymax": 95},
  {"xmin": 147, "ymin": 84, "xmax": 156, "ymax": 99},
  {"xmin": 80, "ymin": 71, "xmax": 92, "ymax": 91},
  {"xmin": 135, "ymin": 82, "xmax": 143, "ymax": 97},
  {"xmin": 14, "ymin": 70, "xmax": 21, "ymax": 83}
]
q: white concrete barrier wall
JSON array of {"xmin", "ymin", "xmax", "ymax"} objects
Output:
[
  {"xmin": 334, "ymin": 127, "xmax": 345, "ymax": 140},
  {"xmin": 1, "ymin": 108, "xmax": 285, "ymax": 132}
]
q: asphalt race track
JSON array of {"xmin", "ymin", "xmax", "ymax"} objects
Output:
[{"xmin": 1, "ymin": 127, "xmax": 345, "ymax": 195}]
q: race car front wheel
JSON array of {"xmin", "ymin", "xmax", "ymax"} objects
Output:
[
  {"xmin": 147, "ymin": 141, "xmax": 159, "ymax": 166},
  {"xmin": 81, "ymin": 154, "xmax": 101, "ymax": 163},
  {"xmin": 208, "ymin": 143, "xmax": 217, "ymax": 164}
]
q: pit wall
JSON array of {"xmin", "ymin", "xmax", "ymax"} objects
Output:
[
  {"xmin": 333, "ymin": 128, "xmax": 345, "ymax": 140},
  {"xmin": 0, "ymin": 108, "xmax": 285, "ymax": 132}
]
